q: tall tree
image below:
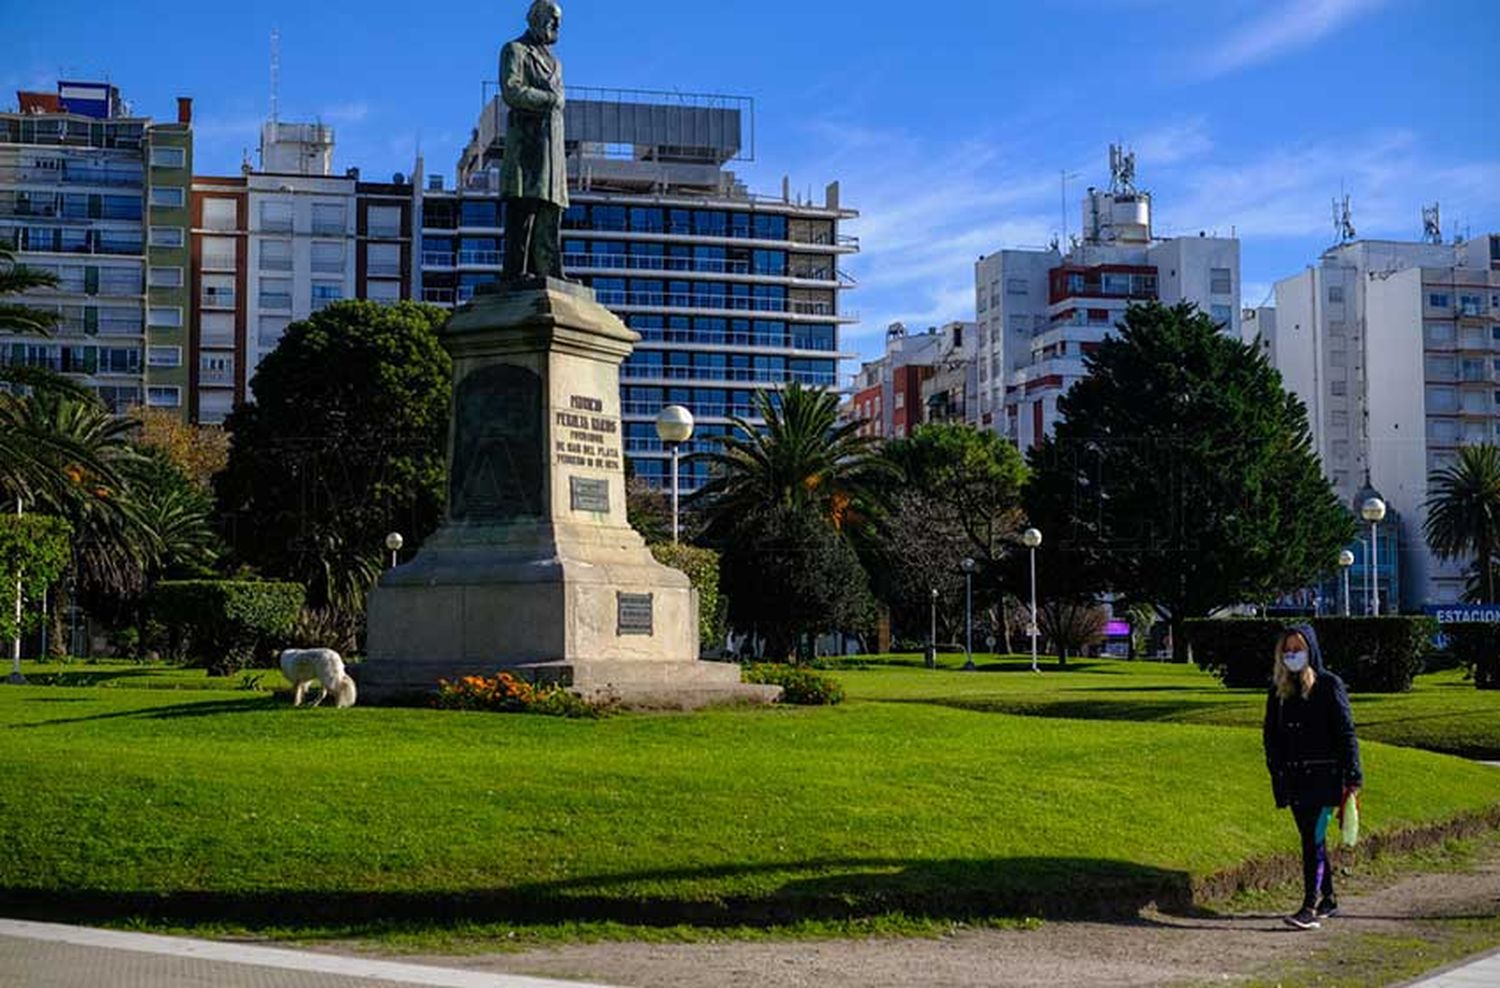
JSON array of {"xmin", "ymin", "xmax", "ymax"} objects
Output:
[
  {"xmin": 692, "ymin": 382, "xmax": 889, "ymax": 538},
  {"xmin": 132, "ymin": 406, "xmax": 231, "ymax": 490},
  {"xmin": 215, "ymin": 301, "xmax": 451, "ymax": 615},
  {"xmin": 0, "ymin": 241, "xmax": 59, "ymax": 337},
  {"xmin": 1024, "ymin": 302, "xmax": 1353, "ymax": 661},
  {"xmin": 1424, "ymin": 444, "xmax": 1500, "ymax": 603}
]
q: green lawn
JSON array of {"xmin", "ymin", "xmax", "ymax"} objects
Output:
[
  {"xmin": 830, "ymin": 654, "xmax": 1500, "ymax": 759},
  {"xmin": 3, "ymin": 656, "xmax": 1499, "ymax": 942}
]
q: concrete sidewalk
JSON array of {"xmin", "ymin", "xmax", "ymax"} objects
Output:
[
  {"xmin": 1403, "ymin": 947, "xmax": 1500, "ymax": 988},
  {"xmin": 0, "ymin": 919, "xmax": 614, "ymax": 988}
]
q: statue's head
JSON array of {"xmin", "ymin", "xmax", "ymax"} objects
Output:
[{"xmin": 526, "ymin": 0, "xmax": 562, "ymax": 44}]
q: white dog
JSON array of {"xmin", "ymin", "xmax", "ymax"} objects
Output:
[{"xmin": 279, "ymin": 648, "xmax": 358, "ymax": 708}]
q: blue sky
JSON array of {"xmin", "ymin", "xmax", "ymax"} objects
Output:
[{"xmin": 5, "ymin": 0, "xmax": 1498, "ymax": 365}]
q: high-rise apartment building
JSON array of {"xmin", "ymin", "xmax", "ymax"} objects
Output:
[
  {"xmin": 1260, "ymin": 233, "xmax": 1500, "ymax": 609},
  {"xmin": 975, "ymin": 148, "xmax": 1240, "ymax": 448},
  {"xmin": 847, "ymin": 321, "xmax": 975, "ymax": 439},
  {"xmin": 1, "ymin": 81, "xmax": 194, "ymax": 416},
  {"xmin": 415, "ymin": 89, "xmax": 857, "ymax": 489},
  {"xmin": 187, "ymin": 120, "xmax": 415, "ymax": 423}
]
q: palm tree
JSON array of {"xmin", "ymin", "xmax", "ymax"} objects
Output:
[
  {"xmin": 692, "ymin": 382, "xmax": 889, "ymax": 536},
  {"xmin": 1425, "ymin": 444, "xmax": 1500, "ymax": 603},
  {"xmin": 0, "ymin": 240, "xmax": 59, "ymax": 336}
]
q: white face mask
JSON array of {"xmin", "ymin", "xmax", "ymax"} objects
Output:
[{"xmin": 1283, "ymin": 651, "xmax": 1310, "ymax": 674}]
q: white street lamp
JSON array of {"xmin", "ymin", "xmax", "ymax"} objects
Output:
[
  {"xmin": 1338, "ymin": 549, "xmax": 1356, "ymax": 617},
  {"xmin": 655, "ymin": 405, "xmax": 695, "ymax": 544},
  {"xmin": 927, "ymin": 587, "xmax": 939, "ymax": 670},
  {"xmin": 1361, "ymin": 497, "xmax": 1387, "ymax": 616},
  {"xmin": 1022, "ymin": 528, "xmax": 1044, "ymax": 674},
  {"xmin": 961, "ymin": 558, "xmax": 977, "ymax": 672},
  {"xmin": 6, "ymin": 495, "xmax": 22, "ymax": 685},
  {"xmin": 385, "ymin": 532, "xmax": 405, "ymax": 571}
]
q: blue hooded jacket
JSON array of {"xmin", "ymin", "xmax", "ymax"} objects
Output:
[{"xmin": 1261, "ymin": 623, "xmax": 1363, "ymax": 809}]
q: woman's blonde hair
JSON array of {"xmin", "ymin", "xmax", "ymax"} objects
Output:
[{"xmin": 1273, "ymin": 630, "xmax": 1317, "ymax": 700}]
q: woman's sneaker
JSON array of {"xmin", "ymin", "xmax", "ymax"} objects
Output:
[
  {"xmin": 1284, "ymin": 908, "xmax": 1321, "ymax": 930},
  {"xmin": 1314, "ymin": 897, "xmax": 1340, "ymax": 919}
]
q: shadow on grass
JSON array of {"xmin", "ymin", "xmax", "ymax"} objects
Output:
[
  {"xmin": 9, "ymin": 696, "xmax": 279, "ymax": 729},
  {"xmin": 22, "ymin": 669, "xmax": 161, "ymax": 689},
  {"xmin": 0, "ymin": 856, "xmax": 1195, "ymax": 934},
  {"xmin": 883, "ymin": 696, "xmax": 1228, "ymax": 723}
]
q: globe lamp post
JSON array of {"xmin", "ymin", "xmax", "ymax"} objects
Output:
[{"xmin": 655, "ymin": 405, "xmax": 695, "ymax": 544}]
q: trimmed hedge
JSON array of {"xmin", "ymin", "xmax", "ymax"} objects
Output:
[
  {"xmin": 153, "ymin": 581, "xmax": 306, "ymax": 676},
  {"xmin": 1185, "ymin": 616, "xmax": 1436, "ymax": 693},
  {"xmin": 1443, "ymin": 622, "xmax": 1500, "ymax": 690},
  {"xmin": 742, "ymin": 663, "xmax": 845, "ymax": 705},
  {"xmin": 650, "ymin": 543, "xmax": 725, "ymax": 650}
]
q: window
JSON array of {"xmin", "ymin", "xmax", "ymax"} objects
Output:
[
  {"xmin": 1006, "ymin": 278, "xmax": 1029, "ymax": 296},
  {"xmin": 311, "ymin": 280, "xmax": 343, "ymax": 310},
  {"xmin": 149, "ymin": 147, "xmax": 185, "ymax": 168},
  {"xmin": 201, "ymin": 236, "xmax": 235, "ymax": 271},
  {"xmin": 1462, "ymin": 357, "xmax": 1487, "ymax": 382},
  {"xmin": 1210, "ymin": 268, "xmax": 1233, "ymax": 295},
  {"xmin": 200, "ymin": 311, "xmax": 235, "ymax": 347},
  {"xmin": 148, "ymin": 306, "xmax": 181, "ymax": 328},
  {"xmin": 260, "ymin": 239, "xmax": 292, "ymax": 271},
  {"xmin": 367, "ymin": 205, "xmax": 401, "ymax": 238},
  {"xmin": 259, "ymin": 277, "xmax": 292, "ymax": 310},
  {"xmin": 1101, "ymin": 273, "xmax": 1131, "ymax": 295},
  {"xmin": 1427, "ymin": 387, "xmax": 1458, "ymax": 413},
  {"xmin": 1425, "ymin": 322, "xmax": 1456, "ymax": 346},
  {"xmin": 260, "ymin": 199, "xmax": 293, "ymax": 233},
  {"xmin": 1460, "ymin": 294, "xmax": 1484, "ymax": 317},
  {"xmin": 311, "ymin": 241, "xmax": 344, "ymax": 273},
  {"xmin": 149, "ymin": 226, "xmax": 184, "ymax": 248},
  {"xmin": 1327, "ymin": 284, "xmax": 1344, "ymax": 304},
  {"xmin": 1429, "ymin": 292, "xmax": 1452, "ymax": 310},
  {"xmin": 258, "ymin": 315, "xmax": 290, "ymax": 351},
  {"xmin": 148, "ymin": 266, "xmax": 182, "ymax": 288},
  {"xmin": 459, "ymin": 199, "xmax": 498, "ymax": 228},
  {"xmin": 201, "ymin": 198, "xmax": 237, "ymax": 232},
  {"xmin": 1330, "ymin": 380, "xmax": 1348, "ymax": 397},
  {"xmin": 366, "ymin": 279, "xmax": 401, "ymax": 303},
  {"xmin": 201, "ymin": 274, "xmax": 234, "ymax": 309},
  {"xmin": 149, "ymin": 187, "xmax": 185, "ymax": 209},
  {"xmin": 367, "ymin": 242, "xmax": 400, "ymax": 277},
  {"xmin": 146, "ymin": 345, "xmax": 181, "ymax": 367},
  {"xmin": 146, "ymin": 386, "xmax": 181, "ymax": 408},
  {"xmin": 1211, "ymin": 304, "xmax": 1233, "ymax": 325},
  {"xmin": 311, "ymin": 202, "xmax": 346, "ymax": 235},
  {"xmin": 200, "ymin": 354, "xmax": 233, "ymax": 384}
]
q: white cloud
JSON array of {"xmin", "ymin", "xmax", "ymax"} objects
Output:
[
  {"xmin": 1196, "ymin": 0, "xmax": 1388, "ymax": 78},
  {"xmin": 1130, "ymin": 118, "xmax": 1214, "ymax": 166}
]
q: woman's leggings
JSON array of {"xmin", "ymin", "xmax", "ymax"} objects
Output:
[{"xmin": 1292, "ymin": 803, "xmax": 1335, "ymax": 910}]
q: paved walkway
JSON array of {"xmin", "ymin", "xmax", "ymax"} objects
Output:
[
  {"xmin": 0, "ymin": 919, "xmax": 613, "ymax": 988},
  {"xmin": 1403, "ymin": 947, "xmax": 1500, "ymax": 988}
]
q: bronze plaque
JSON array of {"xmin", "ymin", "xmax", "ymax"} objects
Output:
[
  {"xmin": 617, "ymin": 592, "xmax": 654, "ymax": 636},
  {"xmin": 450, "ymin": 364, "xmax": 544, "ymax": 523},
  {"xmin": 570, "ymin": 476, "xmax": 610, "ymax": 514}
]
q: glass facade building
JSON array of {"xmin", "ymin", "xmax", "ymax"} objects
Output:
[{"xmin": 417, "ymin": 90, "xmax": 857, "ymax": 490}]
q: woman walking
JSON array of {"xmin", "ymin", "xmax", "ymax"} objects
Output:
[{"xmin": 1262, "ymin": 623, "xmax": 1362, "ymax": 930}]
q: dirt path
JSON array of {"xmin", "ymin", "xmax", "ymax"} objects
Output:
[{"xmin": 383, "ymin": 846, "xmax": 1500, "ymax": 988}]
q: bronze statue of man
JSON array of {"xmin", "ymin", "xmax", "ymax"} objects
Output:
[{"xmin": 499, "ymin": 0, "xmax": 568, "ymax": 283}]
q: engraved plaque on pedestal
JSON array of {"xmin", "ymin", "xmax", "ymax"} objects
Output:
[
  {"xmin": 569, "ymin": 476, "xmax": 610, "ymax": 514},
  {"xmin": 617, "ymin": 593, "xmax": 654, "ymax": 636},
  {"xmin": 450, "ymin": 364, "xmax": 544, "ymax": 523}
]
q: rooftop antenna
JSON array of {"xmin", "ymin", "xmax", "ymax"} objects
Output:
[
  {"xmin": 269, "ymin": 28, "xmax": 281, "ymax": 127},
  {"xmin": 1109, "ymin": 143, "xmax": 1137, "ymax": 195},
  {"xmin": 1422, "ymin": 202, "xmax": 1442, "ymax": 245},
  {"xmin": 1060, "ymin": 168, "xmax": 1080, "ymax": 251},
  {"xmin": 1332, "ymin": 191, "xmax": 1356, "ymax": 245}
]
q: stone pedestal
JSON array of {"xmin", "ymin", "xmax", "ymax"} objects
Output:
[{"xmin": 362, "ymin": 281, "xmax": 775, "ymax": 707}]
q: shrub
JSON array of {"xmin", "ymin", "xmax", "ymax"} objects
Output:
[
  {"xmin": 1186, "ymin": 616, "xmax": 1436, "ymax": 693},
  {"xmin": 742, "ymin": 663, "xmax": 845, "ymax": 706},
  {"xmin": 1184, "ymin": 618, "xmax": 1286, "ymax": 688},
  {"xmin": 650, "ymin": 543, "xmax": 725, "ymax": 650},
  {"xmin": 153, "ymin": 580, "xmax": 305, "ymax": 676},
  {"xmin": 433, "ymin": 673, "xmax": 605, "ymax": 718},
  {"xmin": 1441, "ymin": 622, "xmax": 1500, "ymax": 690},
  {"xmin": 1314, "ymin": 617, "xmax": 1436, "ymax": 693}
]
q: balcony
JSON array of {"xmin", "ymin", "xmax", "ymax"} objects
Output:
[
  {"xmin": 422, "ymin": 287, "xmax": 456, "ymax": 304},
  {"xmin": 592, "ymin": 289, "xmax": 848, "ymax": 320},
  {"xmin": 201, "ymin": 252, "xmax": 236, "ymax": 272},
  {"xmin": 422, "ymin": 251, "xmax": 455, "ymax": 267},
  {"xmin": 199, "ymin": 367, "xmax": 235, "ymax": 386},
  {"xmin": 625, "ymin": 437, "xmax": 721, "ymax": 455},
  {"xmin": 457, "ymin": 250, "xmax": 500, "ymax": 266},
  {"xmin": 201, "ymin": 289, "xmax": 236, "ymax": 309},
  {"xmin": 621, "ymin": 365, "xmax": 837, "ymax": 386},
  {"xmin": 634, "ymin": 325, "xmax": 837, "ymax": 352}
]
